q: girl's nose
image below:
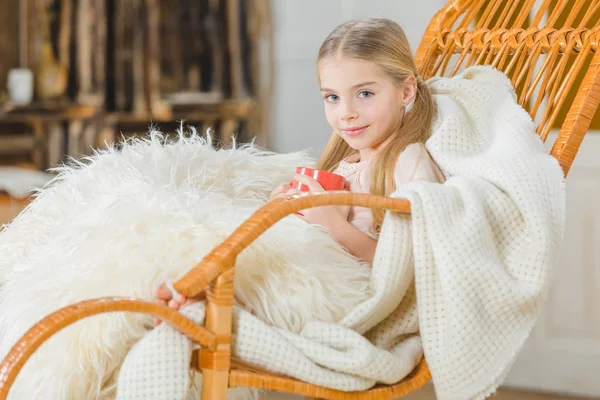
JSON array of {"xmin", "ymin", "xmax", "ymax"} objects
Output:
[{"xmin": 340, "ymin": 101, "xmax": 358, "ymax": 121}]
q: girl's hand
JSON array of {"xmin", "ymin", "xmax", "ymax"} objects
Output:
[
  {"xmin": 268, "ymin": 182, "xmax": 292, "ymax": 202},
  {"xmin": 290, "ymin": 174, "xmax": 350, "ymax": 235},
  {"xmin": 153, "ymin": 283, "xmax": 206, "ymax": 326}
]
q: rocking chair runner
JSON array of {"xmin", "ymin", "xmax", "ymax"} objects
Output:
[{"xmin": 1, "ymin": 0, "xmax": 599, "ymax": 399}]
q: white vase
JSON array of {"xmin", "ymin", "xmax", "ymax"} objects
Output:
[{"xmin": 7, "ymin": 68, "xmax": 34, "ymax": 106}]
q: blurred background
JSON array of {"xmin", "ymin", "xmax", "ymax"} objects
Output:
[{"xmin": 0, "ymin": 1, "xmax": 598, "ymax": 399}]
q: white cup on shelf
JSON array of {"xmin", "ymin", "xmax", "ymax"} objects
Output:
[{"xmin": 7, "ymin": 68, "xmax": 34, "ymax": 106}]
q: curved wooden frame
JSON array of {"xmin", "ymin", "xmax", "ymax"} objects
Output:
[{"xmin": 2, "ymin": 0, "xmax": 600, "ymax": 399}]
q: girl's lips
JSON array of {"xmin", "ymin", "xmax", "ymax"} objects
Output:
[{"xmin": 342, "ymin": 125, "xmax": 369, "ymax": 137}]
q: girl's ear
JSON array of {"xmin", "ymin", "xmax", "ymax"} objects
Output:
[{"xmin": 402, "ymin": 75, "xmax": 418, "ymax": 105}]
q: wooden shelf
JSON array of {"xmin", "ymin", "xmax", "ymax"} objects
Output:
[
  {"xmin": 0, "ymin": 103, "xmax": 100, "ymax": 122},
  {"xmin": 0, "ymin": 98, "xmax": 254, "ymax": 124},
  {"xmin": 107, "ymin": 98, "xmax": 256, "ymax": 124}
]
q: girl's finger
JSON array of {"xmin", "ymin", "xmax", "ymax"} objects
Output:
[
  {"xmin": 293, "ymin": 175, "xmax": 325, "ymax": 192},
  {"xmin": 168, "ymin": 299, "xmax": 180, "ymax": 310},
  {"xmin": 155, "ymin": 283, "xmax": 173, "ymax": 301},
  {"xmin": 285, "ymin": 187, "xmax": 301, "ymax": 196},
  {"xmin": 155, "ymin": 299, "xmax": 168, "ymax": 308}
]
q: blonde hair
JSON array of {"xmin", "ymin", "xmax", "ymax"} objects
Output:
[{"xmin": 316, "ymin": 18, "xmax": 435, "ymax": 233}]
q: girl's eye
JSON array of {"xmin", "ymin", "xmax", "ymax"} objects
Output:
[
  {"xmin": 358, "ymin": 91, "xmax": 373, "ymax": 98},
  {"xmin": 325, "ymin": 94, "xmax": 339, "ymax": 103}
]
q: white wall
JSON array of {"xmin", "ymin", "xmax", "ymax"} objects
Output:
[{"xmin": 269, "ymin": 0, "xmax": 446, "ymax": 156}]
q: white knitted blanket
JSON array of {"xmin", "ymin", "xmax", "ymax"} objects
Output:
[{"xmin": 116, "ymin": 66, "xmax": 566, "ymax": 400}]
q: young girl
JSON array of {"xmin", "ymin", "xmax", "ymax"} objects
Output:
[{"xmin": 156, "ymin": 18, "xmax": 444, "ymax": 314}]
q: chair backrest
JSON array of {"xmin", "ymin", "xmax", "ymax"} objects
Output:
[{"xmin": 415, "ymin": 0, "xmax": 600, "ymax": 176}]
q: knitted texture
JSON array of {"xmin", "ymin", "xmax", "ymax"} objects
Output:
[
  {"xmin": 399, "ymin": 66, "xmax": 565, "ymax": 399},
  {"xmin": 117, "ymin": 66, "xmax": 565, "ymax": 400},
  {"xmin": 116, "ymin": 302, "xmax": 260, "ymax": 400},
  {"xmin": 116, "ymin": 303, "xmax": 204, "ymax": 400}
]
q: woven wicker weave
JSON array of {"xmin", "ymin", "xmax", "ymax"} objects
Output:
[{"xmin": 1, "ymin": 1, "xmax": 599, "ymax": 399}]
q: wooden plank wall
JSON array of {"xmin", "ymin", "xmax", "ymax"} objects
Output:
[{"xmin": 0, "ymin": 0, "xmax": 20, "ymax": 95}]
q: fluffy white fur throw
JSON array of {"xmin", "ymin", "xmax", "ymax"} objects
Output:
[{"xmin": 0, "ymin": 134, "xmax": 371, "ymax": 399}]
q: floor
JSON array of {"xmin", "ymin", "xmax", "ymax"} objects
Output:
[
  {"xmin": 0, "ymin": 195, "xmax": 28, "ymax": 225},
  {"xmin": 0, "ymin": 195, "xmax": 27, "ymax": 225},
  {"xmin": 264, "ymin": 385, "xmax": 588, "ymax": 400},
  {"xmin": 403, "ymin": 384, "xmax": 589, "ymax": 399}
]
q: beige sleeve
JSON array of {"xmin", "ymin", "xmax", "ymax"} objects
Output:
[{"xmin": 394, "ymin": 142, "xmax": 445, "ymax": 186}]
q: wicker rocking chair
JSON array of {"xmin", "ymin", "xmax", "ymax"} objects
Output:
[{"xmin": 1, "ymin": 0, "xmax": 599, "ymax": 399}]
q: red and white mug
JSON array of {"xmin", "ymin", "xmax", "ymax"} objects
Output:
[{"xmin": 290, "ymin": 166, "xmax": 346, "ymax": 192}]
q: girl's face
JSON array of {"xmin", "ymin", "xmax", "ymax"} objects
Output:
[{"xmin": 318, "ymin": 56, "xmax": 415, "ymax": 161}]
